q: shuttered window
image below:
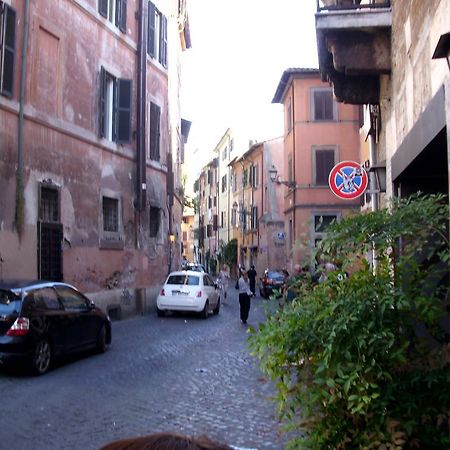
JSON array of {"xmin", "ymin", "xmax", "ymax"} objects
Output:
[
  {"xmin": 312, "ymin": 89, "xmax": 335, "ymax": 121},
  {"xmin": 98, "ymin": 0, "xmax": 127, "ymax": 33},
  {"xmin": 314, "ymin": 149, "xmax": 335, "ymax": 186},
  {"xmin": 103, "ymin": 197, "xmax": 119, "ymax": 232},
  {"xmin": 147, "ymin": 1, "xmax": 167, "ymax": 67},
  {"xmin": 149, "ymin": 102, "xmax": 161, "ymax": 160},
  {"xmin": 0, "ymin": 3, "xmax": 16, "ymax": 97},
  {"xmin": 99, "ymin": 67, "xmax": 132, "ymax": 143}
]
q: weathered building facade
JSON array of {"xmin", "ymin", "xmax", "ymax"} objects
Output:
[
  {"xmin": 230, "ymin": 138, "xmax": 285, "ymax": 276},
  {"xmin": 0, "ymin": 0, "xmax": 191, "ymax": 317},
  {"xmin": 272, "ymin": 68, "xmax": 362, "ymax": 268},
  {"xmin": 316, "ymin": 0, "xmax": 449, "ymax": 202}
]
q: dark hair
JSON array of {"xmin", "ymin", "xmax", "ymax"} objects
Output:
[{"xmin": 99, "ymin": 432, "xmax": 233, "ymax": 450}]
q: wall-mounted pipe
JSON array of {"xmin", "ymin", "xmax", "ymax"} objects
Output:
[{"xmin": 16, "ymin": 0, "xmax": 30, "ymax": 238}]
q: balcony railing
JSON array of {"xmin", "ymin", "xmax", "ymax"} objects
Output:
[{"xmin": 317, "ymin": 0, "xmax": 391, "ymax": 12}]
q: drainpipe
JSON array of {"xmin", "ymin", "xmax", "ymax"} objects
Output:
[
  {"xmin": 291, "ymin": 84, "xmax": 296, "ymax": 258},
  {"xmin": 16, "ymin": 0, "xmax": 30, "ymax": 238},
  {"xmin": 136, "ymin": 0, "xmax": 146, "ymax": 212}
]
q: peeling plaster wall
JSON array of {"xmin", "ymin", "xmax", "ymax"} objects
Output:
[
  {"xmin": 0, "ymin": 0, "xmax": 184, "ymax": 317},
  {"xmin": 382, "ymin": 0, "xmax": 450, "ymax": 197}
]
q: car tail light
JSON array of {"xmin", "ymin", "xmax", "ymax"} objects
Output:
[
  {"xmin": 6, "ymin": 317, "xmax": 30, "ymax": 336},
  {"xmin": 160, "ymin": 288, "xmax": 165, "ymax": 296},
  {"xmin": 196, "ymin": 290, "xmax": 202, "ymax": 298}
]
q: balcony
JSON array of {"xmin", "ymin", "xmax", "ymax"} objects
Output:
[{"xmin": 315, "ymin": 0, "xmax": 392, "ymax": 104}]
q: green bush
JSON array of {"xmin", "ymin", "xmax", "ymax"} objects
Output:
[{"xmin": 249, "ymin": 194, "xmax": 449, "ymax": 449}]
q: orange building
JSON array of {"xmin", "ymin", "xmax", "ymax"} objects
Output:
[{"xmin": 272, "ymin": 68, "xmax": 362, "ymax": 268}]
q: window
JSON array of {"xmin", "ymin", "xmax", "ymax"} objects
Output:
[
  {"xmin": 314, "ymin": 148, "xmax": 336, "ymax": 186},
  {"xmin": 251, "ymin": 206, "xmax": 258, "ymax": 230},
  {"xmin": 149, "ymin": 102, "xmax": 160, "ymax": 160},
  {"xmin": 312, "ymin": 88, "xmax": 336, "ymax": 121},
  {"xmin": 99, "ymin": 67, "xmax": 132, "ymax": 143},
  {"xmin": 221, "ymin": 174, "xmax": 227, "ymax": 193},
  {"xmin": 222, "ymin": 146, "xmax": 228, "ymax": 160},
  {"xmin": 230, "ymin": 138, "xmax": 234, "ymax": 152},
  {"xmin": 220, "ymin": 211, "xmax": 226, "ymax": 228},
  {"xmin": 24, "ymin": 288, "xmax": 61, "ymax": 312},
  {"xmin": 56, "ymin": 286, "xmax": 89, "ymax": 311},
  {"xmin": 0, "ymin": 2, "xmax": 15, "ymax": 97},
  {"xmin": 288, "ymin": 154, "xmax": 293, "ymax": 183},
  {"xmin": 313, "ymin": 213, "xmax": 338, "ymax": 246},
  {"xmin": 250, "ymin": 165, "xmax": 259, "ymax": 188},
  {"xmin": 103, "ymin": 197, "xmax": 119, "ymax": 232},
  {"xmin": 231, "ymin": 204, "xmax": 237, "ymax": 226},
  {"xmin": 98, "ymin": 0, "xmax": 127, "ymax": 33},
  {"xmin": 287, "ymin": 97, "xmax": 293, "ymax": 132},
  {"xmin": 148, "ymin": 1, "xmax": 167, "ymax": 67},
  {"xmin": 149, "ymin": 206, "xmax": 160, "ymax": 237},
  {"xmin": 243, "ymin": 169, "xmax": 248, "ymax": 187},
  {"xmin": 40, "ymin": 187, "xmax": 59, "ymax": 222}
]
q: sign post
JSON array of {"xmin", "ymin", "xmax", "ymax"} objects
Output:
[{"xmin": 328, "ymin": 161, "xmax": 368, "ymax": 200}]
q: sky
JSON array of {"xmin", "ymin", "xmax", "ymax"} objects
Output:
[{"xmin": 180, "ymin": 0, "xmax": 319, "ymax": 181}]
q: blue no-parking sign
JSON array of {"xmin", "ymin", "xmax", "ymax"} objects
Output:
[{"xmin": 328, "ymin": 160, "xmax": 368, "ymax": 200}]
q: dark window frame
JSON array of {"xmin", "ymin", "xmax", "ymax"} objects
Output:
[
  {"xmin": 98, "ymin": 0, "xmax": 127, "ymax": 33},
  {"xmin": 147, "ymin": 1, "xmax": 167, "ymax": 67},
  {"xmin": 99, "ymin": 66, "xmax": 132, "ymax": 143},
  {"xmin": 0, "ymin": 2, "xmax": 16, "ymax": 97},
  {"xmin": 313, "ymin": 147, "xmax": 337, "ymax": 186},
  {"xmin": 149, "ymin": 101, "xmax": 161, "ymax": 161},
  {"xmin": 311, "ymin": 88, "xmax": 337, "ymax": 122},
  {"xmin": 149, "ymin": 206, "xmax": 160, "ymax": 238}
]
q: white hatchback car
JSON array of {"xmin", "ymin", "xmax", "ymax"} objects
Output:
[{"xmin": 156, "ymin": 270, "xmax": 221, "ymax": 318}]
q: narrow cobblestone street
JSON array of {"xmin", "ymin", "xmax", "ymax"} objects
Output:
[{"xmin": 0, "ymin": 285, "xmax": 287, "ymax": 450}]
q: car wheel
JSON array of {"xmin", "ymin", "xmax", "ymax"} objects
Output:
[
  {"xmin": 31, "ymin": 338, "xmax": 52, "ymax": 375},
  {"xmin": 201, "ymin": 300, "xmax": 209, "ymax": 319},
  {"xmin": 156, "ymin": 306, "xmax": 165, "ymax": 317},
  {"xmin": 212, "ymin": 298, "xmax": 220, "ymax": 315},
  {"xmin": 96, "ymin": 324, "xmax": 107, "ymax": 353}
]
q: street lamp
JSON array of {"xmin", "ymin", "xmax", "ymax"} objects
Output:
[
  {"xmin": 432, "ymin": 32, "xmax": 450, "ymax": 71},
  {"xmin": 268, "ymin": 164, "xmax": 298, "ymax": 189},
  {"xmin": 367, "ymin": 160, "xmax": 387, "ymax": 193}
]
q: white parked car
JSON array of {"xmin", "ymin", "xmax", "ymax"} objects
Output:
[{"xmin": 156, "ymin": 270, "xmax": 221, "ymax": 318}]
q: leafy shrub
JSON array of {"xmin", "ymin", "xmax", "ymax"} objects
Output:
[{"xmin": 249, "ymin": 194, "xmax": 449, "ymax": 449}]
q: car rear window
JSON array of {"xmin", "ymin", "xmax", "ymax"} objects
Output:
[
  {"xmin": 268, "ymin": 271, "xmax": 284, "ymax": 279},
  {"xmin": 167, "ymin": 275, "xmax": 200, "ymax": 286},
  {"xmin": 0, "ymin": 289, "xmax": 21, "ymax": 315}
]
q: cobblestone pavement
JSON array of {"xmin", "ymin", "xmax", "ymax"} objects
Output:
[{"xmin": 0, "ymin": 284, "xmax": 289, "ymax": 450}]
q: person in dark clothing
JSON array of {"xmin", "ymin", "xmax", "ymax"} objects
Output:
[
  {"xmin": 247, "ymin": 265, "xmax": 257, "ymax": 295},
  {"xmin": 238, "ymin": 270, "xmax": 253, "ymax": 324}
]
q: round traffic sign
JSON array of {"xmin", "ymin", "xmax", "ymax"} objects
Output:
[{"xmin": 328, "ymin": 160, "xmax": 368, "ymax": 200}]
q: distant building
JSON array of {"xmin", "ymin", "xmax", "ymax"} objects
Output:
[{"xmin": 272, "ymin": 68, "xmax": 362, "ymax": 268}]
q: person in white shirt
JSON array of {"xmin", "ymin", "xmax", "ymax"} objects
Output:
[
  {"xmin": 218, "ymin": 264, "xmax": 230, "ymax": 300},
  {"xmin": 238, "ymin": 270, "xmax": 253, "ymax": 324}
]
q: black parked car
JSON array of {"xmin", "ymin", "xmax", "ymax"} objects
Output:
[
  {"xmin": 0, "ymin": 280, "xmax": 112, "ymax": 375},
  {"xmin": 259, "ymin": 269, "xmax": 288, "ymax": 299}
]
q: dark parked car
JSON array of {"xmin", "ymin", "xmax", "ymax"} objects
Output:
[
  {"xmin": 0, "ymin": 280, "xmax": 112, "ymax": 375},
  {"xmin": 259, "ymin": 269, "xmax": 288, "ymax": 298}
]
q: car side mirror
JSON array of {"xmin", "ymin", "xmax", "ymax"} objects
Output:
[{"xmin": 89, "ymin": 300, "xmax": 96, "ymax": 309}]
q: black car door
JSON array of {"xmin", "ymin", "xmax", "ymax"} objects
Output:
[
  {"xmin": 22, "ymin": 287, "xmax": 67, "ymax": 354},
  {"xmin": 55, "ymin": 286, "xmax": 98, "ymax": 351}
]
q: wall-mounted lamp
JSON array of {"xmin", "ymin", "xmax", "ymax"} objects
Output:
[
  {"xmin": 169, "ymin": 234, "xmax": 176, "ymax": 243},
  {"xmin": 432, "ymin": 32, "xmax": 450, "ymax": 71},
  {"xmin": 368, "ymin": 160, "xmax": 387, "ymax": 193},
  {"xmin": 268, "ymin": 165, "xmax": 298, "ymax": 189}
]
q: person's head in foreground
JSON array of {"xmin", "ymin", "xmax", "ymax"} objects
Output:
[{"xmin": 99, "ymin": 431, "xmax": 233, "ymax": 450}]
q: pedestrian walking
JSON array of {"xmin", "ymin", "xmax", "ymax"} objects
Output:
[
  {"xmin": 247, "ymin": 265, "xmax": 257, "ymax": 296},
  {"xmin": 238, "ymin": 270, "xmax": 253, "ymax": 324},
  {"xmin": 218, "ymin": 264, "xmax": 230, "ymax": 300}
]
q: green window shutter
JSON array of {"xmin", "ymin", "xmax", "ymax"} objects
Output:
[
  {"xmin": 160, "ymin": 15, "xmax": 167, "ymax": 67},
  {"xmin": 147, "ymin": 1, "xmax": 156, "ymax": 57},
  {"xmin": 99, "ymin": 67, "xmax": 107, "ymax": 138},
  {"xmin": 117, "ymin": 78, "xmax": 132, "ymax": 143},
  {"xmin": 99, "ymin": 0, "xmax": 108, "ymax": 18},
  {"xmin": 118, "ymin": 0, "xmax": 127, "ymax": 33},
  {"xmin": 1, "ymin": 5, "xmax": 16, "ymax": 97}
]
